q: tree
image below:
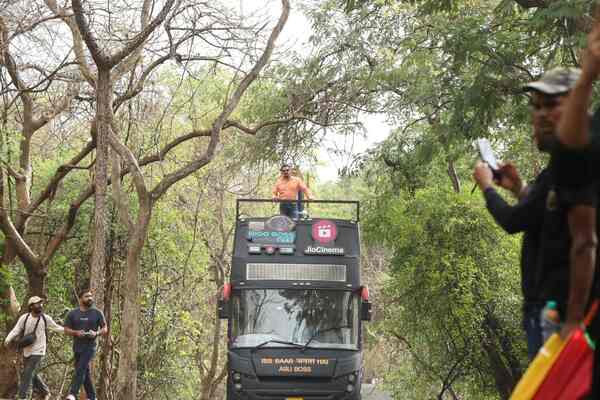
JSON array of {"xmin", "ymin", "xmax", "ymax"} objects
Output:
[
  {"xmin": 307, "ymin": 0, "xmax": 598, "ymax": 191},
  {"xmin": 68, "ymin": 0, "xmax": 291, "ymax": 398},
  {"xmin": 363, "ymin": 184, "xmax": 524, "ymax": 398},
  {"xmin": 0, "ymin": 3, "xmax": 85, "ymax": 393}
]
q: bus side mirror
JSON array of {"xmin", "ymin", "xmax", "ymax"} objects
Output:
[
  {"xmin": 218, "ymin": 299, "xmax": 230, "ymax": 319},
  {"xmin": 361, "ymin": 301, "xmax": 372, "ymax": 321}
]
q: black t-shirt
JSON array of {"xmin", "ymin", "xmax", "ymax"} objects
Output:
[
  {"xmin": 549, "ymin": 109, "xmax": 600, "ymax": 303},
  {"xmin": 551, "ymin": 110, "xmax": 600, "ymax": 189},
  {"xmin": 64, "ymin": 307, "xmax": 106, "ymax": 351},
  {"xmin": 483, "ymin": 169, "xmax": 551, "ymax": 304},
  {"xmin": 536, "ymin": 186, "xmax": 572, "ymax": 308}
]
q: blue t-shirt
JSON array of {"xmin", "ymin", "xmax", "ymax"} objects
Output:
[{"xmin": 64, "ymin": 307, "xmax": 106, "ymax": 351}]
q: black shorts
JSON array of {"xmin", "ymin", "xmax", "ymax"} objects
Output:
[{"xmin": 556, "ymin": 183, "xmax": 598, "ymax": 209}]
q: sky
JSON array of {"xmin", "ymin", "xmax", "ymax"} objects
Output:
[{"xmin": 244, "ymin": 0, "xmax": 393, "ymax": 182}]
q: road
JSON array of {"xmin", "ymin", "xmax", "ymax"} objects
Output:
[{"xmin": 361, "ymin": 384, "xmax": 392, "ymax": 400}]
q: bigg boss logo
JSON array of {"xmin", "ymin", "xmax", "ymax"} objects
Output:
[{"xmin": 247, "ymin": 216, "xmax": 296, "ymax": 245}]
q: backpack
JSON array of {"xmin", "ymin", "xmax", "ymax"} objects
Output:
[{"xmin": 17, "ymin": 313, "xmax": 48, "ymax": 349}]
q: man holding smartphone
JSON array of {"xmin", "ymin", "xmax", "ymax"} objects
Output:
[
  {"xmin": 473, "ymin": 67, "xmax": 581, "ymax": 359},
  {"xmin": 63, "ymin": 289, "xmax": 107, "ymax": 400}
]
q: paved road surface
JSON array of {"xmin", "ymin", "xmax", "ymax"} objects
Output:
[
  {"xmin": 361, "ymin": 384, "xmax": 392, "ymax": 400},
  {"xmin": 0, "ymin": 385, "xmax": 393, "ymax": 400}
]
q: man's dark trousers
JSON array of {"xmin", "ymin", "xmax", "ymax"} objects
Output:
[
  {"xmin": 279, "ymin": 201, "xmax": 299, "ymax": 219},
  {"xmin": 18, "ymin": 355, "xmax": 49, "ymax": 398},
  {"xmin": 69, "ymin": 346, "xmax": 97, "ymax": 400},
  {"xmin": 522, "ymin": 303, "xmax": 544, "ymax": 361}
]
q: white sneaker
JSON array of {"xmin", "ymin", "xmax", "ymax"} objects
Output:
[{"xmin": 66, "ymin": 395, "xmax": 76, "ymax": 400}]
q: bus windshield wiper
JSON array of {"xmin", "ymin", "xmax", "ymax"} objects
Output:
[
  {"xmin": 250, "ymin": 339, "xmax": 303, "ymax": 353},
  {"xmin": 301, "ymin": 325, "xmax": 350, "ymax": 352}
]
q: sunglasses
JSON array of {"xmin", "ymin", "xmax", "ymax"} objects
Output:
[{"xmin": 529, "ymin": 97, "xmax": 561, "ymax": 111}]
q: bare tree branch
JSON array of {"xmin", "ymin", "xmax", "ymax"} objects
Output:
[
  {"xmin": 70, "ymin": 0, "xmax": 110, "ymax": 68},
  {"xmin": 151, "ymin": 0, "xmax": 291, "ymax": 200},
  {"xmin": 110, "ymin": 0, "xmax": 177, "ymax": 68},
  {"xmin": 44, "ymin": 0, "xmax": 97, "ymax": 86},
  {"xmin": 108, "ymin": 122, "xmax": 151, "ymax": 221},
  {"xmin": 41, "ymin": 196, "xmax": 82, "ymax": 265},
  {"xmin": 0, "ymin": 170, "xmax": 40, "ymax": 268},
  {"xmin": 111, "ymin": 0, "xmax": 160, "ymax": 80},
  {"xmin": 22, "ymin": 138, "xmax": 95, "ymax": 226},
  {"xmin": 30, "ymin": 80, "xmax": 81, "ymax": 132},
  {"xmin": 71, "ymin": 0, "xmax": 177, "ymax": 70},
  {"xmin": 9, "ymin": 13, "xmax": 72, "ymax": 40},
  {"xmin": 0, "ymin": 160, "xmax": 25, "ymax": 181},
  {"xmin": 0, "ymin": 16, "xmax": 34, "ymax": 127}
]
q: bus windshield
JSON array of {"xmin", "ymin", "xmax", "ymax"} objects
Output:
[{"xmin": 232, "ymin": 289, "xmax": 359, "ymax": 350}]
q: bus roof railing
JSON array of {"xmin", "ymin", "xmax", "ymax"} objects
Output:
[{"xmin": 236, "ymin": 199, "xmax": 360, "ymax": 222}]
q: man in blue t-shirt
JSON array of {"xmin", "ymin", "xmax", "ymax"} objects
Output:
[{"xmin": 63, "ymin": 289, "xmax": 107, "ymax": 400}]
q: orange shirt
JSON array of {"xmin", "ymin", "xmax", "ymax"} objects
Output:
[{"xmin": 272, "ymin": 176, "xmax": 312, "ymax": 201}]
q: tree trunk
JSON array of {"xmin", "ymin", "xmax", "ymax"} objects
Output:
[
  {"xmin": 447, "ymin": 159, "xmax": 461, "ymax": 193},
  {"xmin": 115, "ymin": 206, "xmax": 152, "ymax": 400},
  {"xmin": 90, "ymin": 68, "xmax": 111, "ymax": 312},
  {"xmin": 97, "ymin": 215, "xmax": 116, "ymax": 400},
  {"xmin": 0, "ymin": 262, "xmax": 19, "ymax": 399},
  {"xmin": 481, "ymin": 311, "xmax": 521, "ymax": 399},
  {"xmin": 0, "ymin": 345, "xmax": 18, "ymax": 398},
  {"xmin": 26, "ymin": 263, "xmax": 47, "ymax": 299},
  {"xmin": 199, "ymin": 316, "xmax": 226, "ymax": 400}
]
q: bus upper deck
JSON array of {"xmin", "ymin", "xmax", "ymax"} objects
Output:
[{"xmin": 231, "ymin": 199, "xmax": 362, "ymax": 290}]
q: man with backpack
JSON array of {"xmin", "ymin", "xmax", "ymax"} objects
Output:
[{"xmin": 4, "ymin": 296, "xmax": 65, "ymax": 400}]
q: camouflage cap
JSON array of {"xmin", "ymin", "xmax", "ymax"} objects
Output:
[
  {"xmin": 27, "ymin": 296, "xmax": 43, "ymax": 306},
  {"xmin": 523, "ymin": 67, "xmax": 582, "ymax": 95}
]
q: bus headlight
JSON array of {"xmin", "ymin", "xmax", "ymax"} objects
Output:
[
  {"xmin": 233, "ymin": 372, "xmax": 242, "ymax": 382},
  {"xmin": 346, "ymin": 384, "xmax": 355, "ymax": 392},
  {"xmin": 348, "ymin": 373, "xmax": 356, "ymax": 383},
  {"xmin": 234, "ymin": 383, "xmax": 243, "ymax": 391}
]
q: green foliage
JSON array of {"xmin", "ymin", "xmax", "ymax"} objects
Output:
[
  {"xmin": 4, "ymin": 0, "xmax": 597, "ymax": 398},
  {"xmin": 363, "ymin": 184, "xmax": 524, "ymax": 397},
  {"xmin": 0, "ymin": 261, "xmax": 13, "ymax": 322},
  {"xmin": 306, "ymin": 0, "xmax": 598, "ymax": 187}
]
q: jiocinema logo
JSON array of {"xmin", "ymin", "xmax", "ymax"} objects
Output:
[
  {"xmin": 312, "ymin": 220, "xmax": 338, "ymax": 244},
  {"xmin": 304, "ymin": 246, "xmax": 344, "ymax": 255}
]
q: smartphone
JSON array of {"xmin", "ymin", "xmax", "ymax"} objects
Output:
[{"xmin": 475, "ymin": 138, "xmax": 501, "ymax": 180}]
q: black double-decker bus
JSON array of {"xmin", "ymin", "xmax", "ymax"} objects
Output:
[{"xmin": 218, "ymin": 200, "xmax": 372, "ymax": 400}]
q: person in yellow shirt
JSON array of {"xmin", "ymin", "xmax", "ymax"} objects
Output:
[{"xmin": 272, "ymin": 164, "xmax": 314, "ymax": 219}]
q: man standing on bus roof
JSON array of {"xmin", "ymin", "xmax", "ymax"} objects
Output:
[{"xmin": 272, "ymin": 163, "xmax": 314, "ymax": 219}]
